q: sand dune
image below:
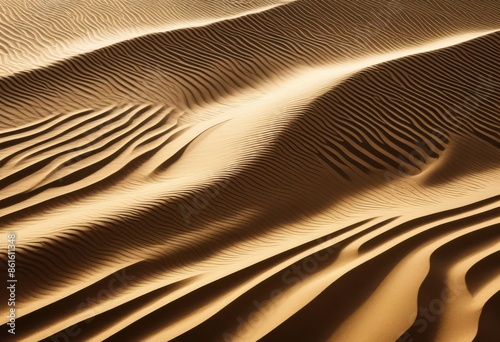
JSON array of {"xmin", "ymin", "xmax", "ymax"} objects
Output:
[
  {"xmin": 0, "ymin": 0, "xmax": 499, "ymax": 341},
  {"xmin": 0, "ymin": 0, "xmax": 294, "ymax": 77}
]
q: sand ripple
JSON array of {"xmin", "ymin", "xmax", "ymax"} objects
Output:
[{"xmin": 0, "ymin": 0, "xmax": 499, "ymax": 341}]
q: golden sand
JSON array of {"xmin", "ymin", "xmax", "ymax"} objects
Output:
[{"xmin": 0, "ymin": 0, "xmax": 499, "ymax": 341}]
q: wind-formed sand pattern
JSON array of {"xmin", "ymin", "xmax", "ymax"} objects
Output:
[{"xmin": 0, "ymin": 0, "xmax": 499, "ymax": 341}]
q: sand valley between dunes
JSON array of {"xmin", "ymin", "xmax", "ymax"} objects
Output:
[{"xmin": 0, "ymin": 0, "xmax": 499, "ymax": 341}]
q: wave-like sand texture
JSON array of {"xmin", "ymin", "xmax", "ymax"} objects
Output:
[{"xmin": 0, "ymin": 0, "xmax": 499, "ymax": 341}]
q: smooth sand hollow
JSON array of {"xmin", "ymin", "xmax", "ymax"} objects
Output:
[{"xmin": 0, "ymin": 0, "xmax": 499, "ymax": 341}]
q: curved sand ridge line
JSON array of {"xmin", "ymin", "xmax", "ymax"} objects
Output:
[
  {"xmin": 0, "ymin": 0, "xmax": 499, "ymax": 341},
  {"xmin": 0, "ymin": 0, "xmax": 295, "ymax": 77},
  {"xmin": 0, "ymin": 31, "xmax": 495, "ymax": 220},
  {"xmin": 0, "ymin": 34, "xmax": 496, "ymax": 342},
  {"xmin": 1, "ymin": 0, "xmax": 500, "ymax": 128}
]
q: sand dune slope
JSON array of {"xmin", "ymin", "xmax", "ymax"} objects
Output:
[
  {"xmin": 0, "ymin": 0, "xmax": 499, "ymax": 341},
  {"xmin": 0, "ymin": 0, "xmax": 293, "ymax": 77}
]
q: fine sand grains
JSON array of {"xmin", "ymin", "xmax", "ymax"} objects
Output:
[{"xmin": 0, "ymin": 0, "xmax": 499, "ymax": 341}]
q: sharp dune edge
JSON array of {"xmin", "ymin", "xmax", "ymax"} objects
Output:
[{"xmin": 0, "ymin": 0, "xmax": 498, "ymax": 341}]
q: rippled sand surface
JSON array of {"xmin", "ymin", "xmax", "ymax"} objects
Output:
[{"xmin": 0, "ymin": 0, "xmax": 499, "ymax": 341}]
